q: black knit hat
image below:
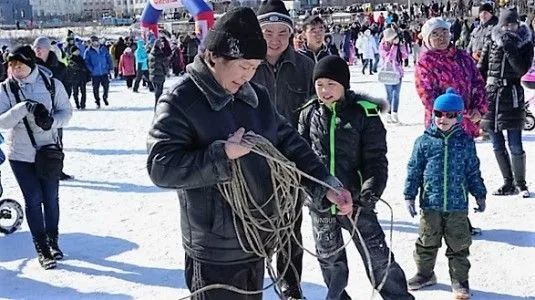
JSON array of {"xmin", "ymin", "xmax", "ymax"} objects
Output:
[
  {"xmin": 205, "ymin": 7, "xmax": 267, "ymax": 60},
  {"xmin": 498, "ymin": 8, "xmax": 519, "ymax": 26},
  {"xmin": 257, "ymin": 0, "xmax": 293, "ymax": 33},
  {"xmin": 313, "ymin": 55, "xmax": 350, "ymax": 90},
  {"xmin": 479, "ymin": 3, "xmax": 494, "ymax": 14},
  {"xmin": 7, "ymin": 45, "xmax": 36, "ymax": 70}
]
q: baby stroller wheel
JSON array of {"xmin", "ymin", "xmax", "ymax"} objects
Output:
[
  {"xmin": 525, "ymin": 115, "xmax": 535, "ymax": 131},
  {"xmin": 522, "ymin": 80, "xmax": 535, "ymax": 90},
  {"xmin": 0, "ymin": 199, "xmax": 24, "ymax": 234}
]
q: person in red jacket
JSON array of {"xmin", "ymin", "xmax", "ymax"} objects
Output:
[
  {"xmin": 378, "ymin": 12, "xmax": 385, "ymax": 26},
  {"xmin": 118, "ymin": 47, "xmax": 136, "ymax": 89}
]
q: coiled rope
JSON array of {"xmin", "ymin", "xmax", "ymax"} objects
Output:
[{"xmin": 178, "ymin": 131, "xmax": 393, "ymax": 300}]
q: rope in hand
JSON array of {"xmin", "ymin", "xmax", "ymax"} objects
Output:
[{"xmin": 178, "ymin": 131, "xmax": 394, "ymax": 300}]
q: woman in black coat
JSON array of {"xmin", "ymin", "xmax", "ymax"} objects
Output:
[
  {"xmin": 148, "ymin": 39, "xmax": 168, "ymax": 107},
  {"xmin": 146, "ymin": 8, "xmax": 352, "ymax": 299},
  {"xmin": 478, "ymin": 8, "xmax": 533, "ymax": 198}
]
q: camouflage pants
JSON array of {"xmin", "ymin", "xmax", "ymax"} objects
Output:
[
  {"xmin": 414, "ymin": 210, "xmax": 472, "ymax": 286},
  {"xmin": 311, "ymin": 208, "xmax": 414, "ymax": 300}
]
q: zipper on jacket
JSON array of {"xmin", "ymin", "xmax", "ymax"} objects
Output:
[
  {"xmin": 512, "ymin": 85, "xmax": 519, "ymax": 108},
  {"xmin": 269, "ymin": 63, "xmax": 278, "ymax": 107},
  {"xmin": 496, "ymin": 54, "xmax": 506, "ymax": 132},
  {"xmin": 329, "ymin": 103, "xmax": 337, "ymax": 175},
  {"xmin": 442, "ymin": 131, "xmax": 454, "ymax": 211}
]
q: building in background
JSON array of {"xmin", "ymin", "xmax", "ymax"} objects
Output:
[
  {"xmin": 114, "ymin": 0, "xmax": 148, "ymax": 17},
  {"xmin": 83, "ymin": 0, "xmax": 115, "ymax": 19},
  {"xmin": 29, "ymin": 0, "xmax": 83, "ymax": 20},
  {"xmin": 0, "ymin": 0, "xmax": 32, "ymax": 25}
]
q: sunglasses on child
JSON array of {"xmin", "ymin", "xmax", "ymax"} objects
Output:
[{"xmin": 434, "ymin": 110, "xmax": 460, "ymax": 118}]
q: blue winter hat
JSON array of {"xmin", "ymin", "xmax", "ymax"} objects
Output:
[{"xmin": 433, "ymin": 88, "xmax": 464, "ymax": 112}]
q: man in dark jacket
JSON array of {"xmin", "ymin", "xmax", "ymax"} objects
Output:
[
  {"xmin": 468, "ymin": 3, "xmax": 498, "ymax": 62},
  {"xmin": 148, "ymin": 39, "xmax": 168, "ymax": 107},
  {"xmin": 33, "ymin": 36, "xmax": 73, "ymax": 181},
  {"xmin": 250, "ymin": 1, "xmax": 315, "ymax": 298},
  {"xmin": 450, "ymin": 18, "xmax": 462, "ymax": 44},
  {"xmin": 66, "ymin": 46, "xmax": 90, "ymax": 109},
  {"xmin": 477, "ymin": 8, "xmax": 533, "ymax": 198},
  {"xmin": 184, "ymin": 32, "xmax": 200, "ymax": 64},
  {"xmin": 299, "ymin": 15, "xmax": 338, "ymax": 63},
  {"xmin": 114, "ymin": 37, "xmax": 127, "ymax": 78},
  {"xmin": 147, "ymin": 8, "xmax": 352, "ymax": 299}
]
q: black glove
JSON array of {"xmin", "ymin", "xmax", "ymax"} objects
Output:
[
  {"xmin": 474, "ymin": 198, "xmax": 486, "ymax": 213},
  {"xmin": 24, "ymin": 100, "xmax": 40, "ymax": 113},
  {"xmin": 406, "ymin": 199, "xmax": 417, "ymax": 217},
  {"xmin": 33, "ymin": 104, "xmax": 54, "ymax": 131},
  {"xmin": 357, "ymin": 190, "xmax": 378, "ymax": 211},
  {"xmin": 502, "ymin": 32, "xmax": 519, "ymax": 53}
]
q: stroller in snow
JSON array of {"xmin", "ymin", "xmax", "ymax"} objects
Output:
[
  {"xmin": 524, "ymin": 101, "xmax": 535, "ymax": 131},
  {"xmin": 522, "ymin": 62, "xmax": 535, "ymax": 131},
  {"xmin": 0, "ymin": 137, "xmax": 24, "ymax": 235},
  {"xmin": 0, "ymin": 174, "xmax": 23, "ymax": 235}
]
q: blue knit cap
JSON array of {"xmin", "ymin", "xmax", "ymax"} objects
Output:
[{"xmin": 433, "ymin": 88, "xmax": 464, "ymax": 112}]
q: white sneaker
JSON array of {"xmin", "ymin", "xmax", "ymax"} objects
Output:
[
  {"xmin": 391, "ymin": 113, "xmax": 399, "ymax": 123},
  {"xmin": 386, "ymin": 114, "xmax": 393, "ymax": 123}
]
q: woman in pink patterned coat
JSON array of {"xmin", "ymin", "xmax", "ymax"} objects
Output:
[{"xmin": 415, "ymin": 17, "xmax": 488, "ymax": 137}]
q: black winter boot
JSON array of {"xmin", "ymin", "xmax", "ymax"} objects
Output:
[
  {"xmin": 493, "ymin": 151, "xmax": 517, "ymax": 195},
  {"xmin": 408, "ymin": 272, "xmax": 437, "ymax": 291},
  {"xmin": 60, "ymin": 172, "xmax": 73, "ymax": 181},
  {"xmin": 47, "ymin": 231, "xmax": 64, "ymax": 260},
  {"xmin": 33, "ymin": 235, "xmax": 57, "ymax": 270},
  {"xmin": 511, "ymin": 153, "xmax": 530, "ymax": 198},
  {"xmin": 281, "ymin": 282, "xmax": 305, "ymax": 300}
]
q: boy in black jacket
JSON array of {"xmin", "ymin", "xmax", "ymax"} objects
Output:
[
  {"xmin": 299, "ymin": 56, "xmax": 414, "ymax": 300},
  {"xmin": 66, "ymin": 46, "xmax": 89, "ymax": 109}
]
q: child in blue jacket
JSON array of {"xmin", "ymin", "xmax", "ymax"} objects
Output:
[{"xmin": 404, "ymin": 88, "xmax": 487, "ymax": 300}]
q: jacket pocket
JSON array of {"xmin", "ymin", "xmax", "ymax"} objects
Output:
[{"xmin": 211, "ymin": 188, "xmax": 236, "ymax": 239}]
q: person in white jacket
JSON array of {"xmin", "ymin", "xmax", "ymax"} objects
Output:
[
  {"xmin": 0, "ymin": 45, "xmax": 72, "ymax": 270},
  {"xmin": 357, "ymin": 29, "xmax": 378, "ymax": 75}
]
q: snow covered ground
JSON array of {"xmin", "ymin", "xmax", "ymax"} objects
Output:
[{"xmin": 0, "ymin": 67, "xmax": 534, "ymax": 300}]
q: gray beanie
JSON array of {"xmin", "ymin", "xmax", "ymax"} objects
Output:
[{"xmin": 33, "ymin": 36, "xmax": 51, "ymax": 50}]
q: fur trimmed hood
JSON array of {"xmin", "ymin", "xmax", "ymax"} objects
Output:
[
  {"xmin": 491, "ymin": 23, "xmax": 532, "ymax": 47},
  {"xmin": 348, "ymin": 91, "xmax": 390, "ymax": 114}
]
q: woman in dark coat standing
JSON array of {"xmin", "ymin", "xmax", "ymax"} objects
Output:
[
  {"xmin": 146, "ymin": 7, "xmax": 352, "ymax": 299},
  {"xmin": 148, "ymin": 38, "xmax": 168, "ymax": 107},
  {"xmin": 478, "ymin": 8, "xmax": 533, "ymax": 198}
]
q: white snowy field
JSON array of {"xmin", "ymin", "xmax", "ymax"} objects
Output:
[{"xmin": 0, "ymin": 67, "xmax": 534, "ymax": 300}]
